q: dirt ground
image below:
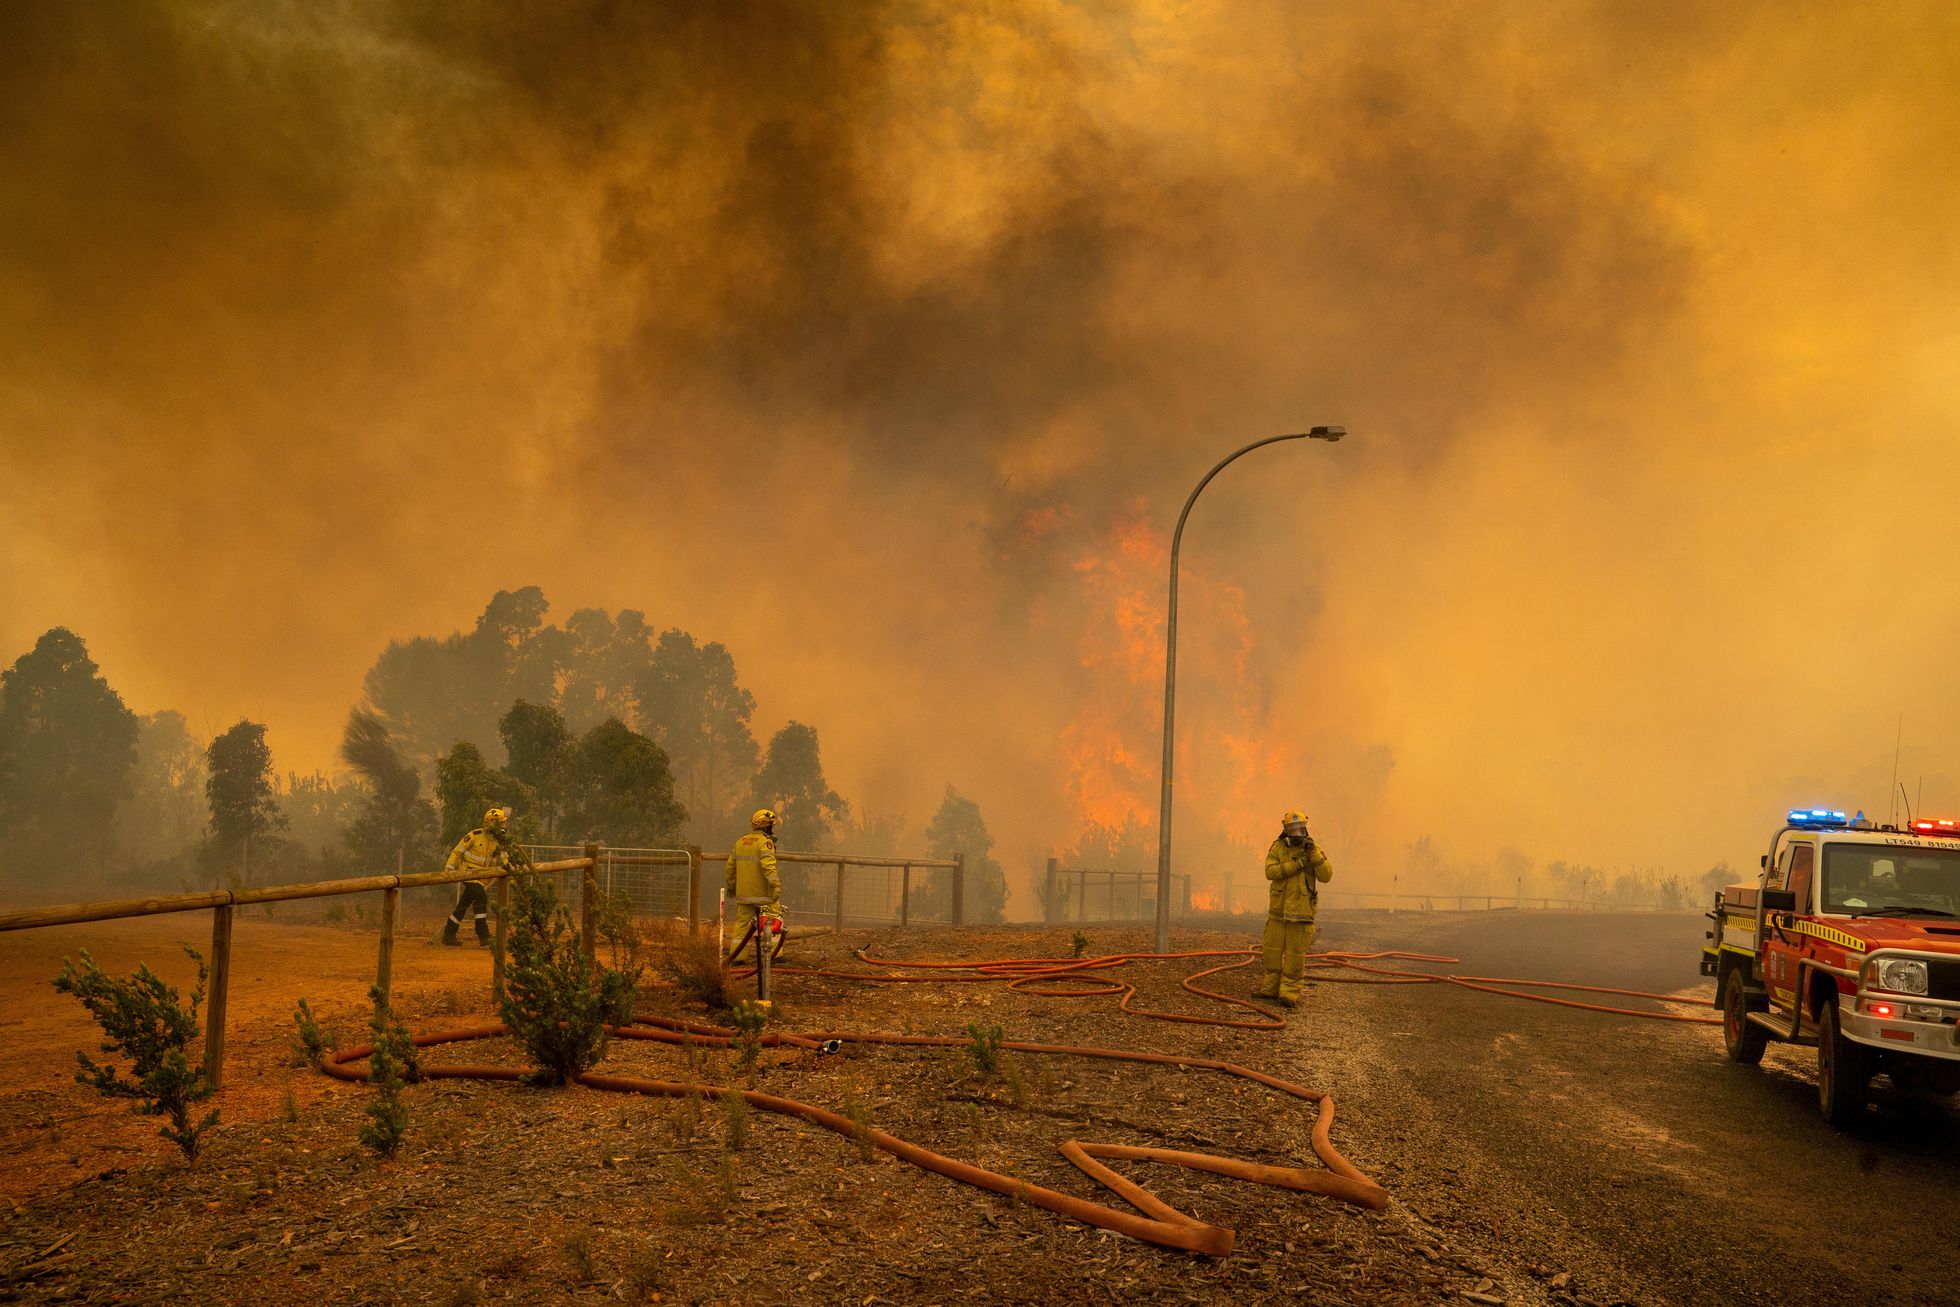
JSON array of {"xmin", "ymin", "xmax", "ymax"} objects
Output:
[{"xmin": 0, "ymin": 908, "xmax": 1954, "ymax": 1305}]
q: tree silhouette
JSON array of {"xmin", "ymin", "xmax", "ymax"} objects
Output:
[
  {"xmin": 0, "ymin": 628, "xmax": 138, "ymax": 881},
  {"xmin": 205, "ymin": 720, "xmax": 287, "ymax": 885},
  {"xmin": 926, "ymin": 786, "xmax": 1007, "ymax": 924},
  {"xmin": 751, "ymin": 722, "xmax": 848, "ymax": 849},
  {"xmin": 339, "ymin": 709, "xmax": 438, "ymax": 872}
]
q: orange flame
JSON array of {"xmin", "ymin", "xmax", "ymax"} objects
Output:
[{"xmin": 1053, "ymin": 505, "xmax": 1305, "ymax": 858}]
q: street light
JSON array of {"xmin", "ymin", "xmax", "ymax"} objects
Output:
[{"xmin": 1153, "ymin": 425, "xmax": 1346, "ymax": 954}]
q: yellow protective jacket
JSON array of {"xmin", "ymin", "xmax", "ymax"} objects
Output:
[
  {"xmin": 1265, "ymin": 835, "xmax": 1332, "ymax": 922},
  {"xmin": 725, "ymin": 831, "xmax": 781, "ymax": 903},
  {"xmin": 445, "ymin": 827, "xmax": 517, "ymax": 887}
]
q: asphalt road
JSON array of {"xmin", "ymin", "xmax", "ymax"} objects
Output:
[{"xmin": 1296, "ymin": 910, "xmax": 1960, "ymax": 1306}]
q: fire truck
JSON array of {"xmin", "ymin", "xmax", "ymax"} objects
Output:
[{"xmin": 1702, "ymin": 808, "xmax": 1960, "ymax": 1124}]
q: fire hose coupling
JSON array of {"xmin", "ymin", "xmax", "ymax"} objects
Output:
[{"xmin": 817, "ymin": 1039, "xmax": 843, "ymax": 1056}]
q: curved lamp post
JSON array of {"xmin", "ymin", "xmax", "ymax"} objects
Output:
[{"xmin": 1153, "ymin": 425, "xmax": 1346, "ymax": 954}]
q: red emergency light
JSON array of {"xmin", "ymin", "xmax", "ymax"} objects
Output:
[{"xmin": 1908, "ymin": 818, "xmax": 1960, "ymax": 837}]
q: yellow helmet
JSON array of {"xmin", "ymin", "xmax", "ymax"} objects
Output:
[
  {"xmin": 1281, "ymin": 810, "xmax": 1309, "ymax": 836},
  {"xmin": 751, "ymin": 808, "xmax": 778, "ymax": 831},
  {"xmin": 484, "ymin": 806, "xmax": 510, "ymax": 829}
]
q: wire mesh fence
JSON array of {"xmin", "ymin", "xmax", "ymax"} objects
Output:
[
  {"xmin": 519, "ymin": 847, "xmax": 967, "ymax": 929},
  {"xmin": 1044, "ymin": 866, "xmax": 1157, "ymax": 923},
  {"xmin": 778, "ymin": 861, "xmax": 959, "ymax": 927}
]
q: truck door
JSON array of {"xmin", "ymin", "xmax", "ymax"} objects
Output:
[{"xmin": 1762, "ymin": 841, "xmax": 1813, "ymax": 1013}]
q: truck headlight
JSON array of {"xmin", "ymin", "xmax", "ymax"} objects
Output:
[{"xmin": 1873, "ymin": 959, "xmax": 1929, "ymax": 995}]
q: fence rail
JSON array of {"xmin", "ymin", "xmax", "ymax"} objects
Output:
[{"xmin": 0, "ymin": 843, "xmax": 960, "ymax": 1092}]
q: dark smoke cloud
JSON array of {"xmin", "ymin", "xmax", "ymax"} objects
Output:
[{"xmin": 5, "ymin": 1, "xmax": 1959, "ymax": 903}]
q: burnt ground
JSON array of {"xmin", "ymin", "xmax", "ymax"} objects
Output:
[{"xmin": 0, "ymin": 910, "xmax": 1955, "ymax": 1306}]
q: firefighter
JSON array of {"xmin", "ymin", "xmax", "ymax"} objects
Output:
[
  {"xmin": 726, "ymin": 808, "xmax": 785, "ymax": 960},
  {"xmin": 1254, "ymin": 809, "xmax": 1332, "ymax": 1007},
  {"xmin": 441, "ymin": 806, "xmax": 527, "ymax": 946}
]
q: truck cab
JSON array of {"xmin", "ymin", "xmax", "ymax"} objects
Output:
[{"xmin": 1703, "ymin": 808, "xmax": 1960, "ymax": 1123}]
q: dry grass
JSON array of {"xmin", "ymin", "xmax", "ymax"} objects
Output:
[
  {"xmin": 721, "ymin": 1085, "xmax": 750, "ymax": 1150},
  {"xmin": 652, "ymin": 925, "xmax": 734, "ymax": 1011},
  {"xmin": 841, "ymin": 1083, "xmax": 877, "ymax": 1162},
  {"xmin": 624, "ymin": 1239, "xmax": 668, "ymax": 1296},
  {"xmin": 559, "ymin": 1226, "xmax": 596, "ymax": 1282}
]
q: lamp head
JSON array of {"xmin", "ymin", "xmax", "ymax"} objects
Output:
[{"xmin": 1307, "ymin": 425, "xmax": 1346, "ymax": 441}]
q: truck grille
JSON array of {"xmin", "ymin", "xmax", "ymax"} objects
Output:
[{"xmin": 1929, "ymin": 960, "xmax": 1960, "ymax": 1001}]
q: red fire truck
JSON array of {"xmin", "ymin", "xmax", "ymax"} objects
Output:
[{"xmin": 1702, "ymin": 808, "xmax": 1960, "ymax": 1123}]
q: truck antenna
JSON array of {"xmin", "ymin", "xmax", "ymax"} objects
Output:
[
  {"xmin": 1899, "ymin": 781, "xmax": 1915, "ymax": 826},
  {"xmin": 1889, "ymin": 712, "xmax": 1902, "ymax": 827}
]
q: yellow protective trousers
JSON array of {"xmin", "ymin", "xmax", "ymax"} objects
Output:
[
  {"xmin": 1258, "ymin": 917, "xmax": 1317, "ymax": 1004},
  {"xmin": 730, "ymin": 900, "xmax": 785, "ymax": 961}
]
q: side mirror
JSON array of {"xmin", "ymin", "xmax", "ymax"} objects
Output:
[{"xmin": 1762, "ymin": 888, "xmax": 1796, "ymax": 912}]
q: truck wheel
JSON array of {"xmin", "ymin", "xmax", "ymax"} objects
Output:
[
  {"xmin": 1818, "ymin": 1001, "xmax": 1870, "ymax": 1126},
  {"xmin": 1722, "ymin": 970, "xmax": 1768, "ymax": 1065}
]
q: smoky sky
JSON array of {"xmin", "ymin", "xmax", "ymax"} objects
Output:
[{"xmin": 5, "ymin": 1, "xmax": 1959, "ymax": 899}]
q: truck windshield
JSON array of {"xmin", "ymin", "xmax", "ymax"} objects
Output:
[{"xmin": 1821, "ymin": 844, "xmax": 1960, "ymax": 916}]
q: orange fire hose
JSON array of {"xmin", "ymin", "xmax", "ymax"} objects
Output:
[
  {"xmin": 323, "ymin": 1018, "xmax": 1385, "ymax": 1257},
  {"xmin": 779, "ymin": 944, "xmax": 1721, "ymax": 1027},
  {"xmin": 1302, "ymin": 954, "xmax": 1721, "ymax": 1025},
  {"xmin": 320, "ymin": 942, "xmax": 1713, "ymax": 1255}
]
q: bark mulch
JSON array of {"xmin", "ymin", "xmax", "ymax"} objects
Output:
[{"xmin": 0, "ymin": 924, "xmax": 1520, "ymax": 1306}]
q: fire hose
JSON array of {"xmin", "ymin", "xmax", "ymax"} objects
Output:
[
  {"xmin": 750, "ymin": 945, "xmax": 1720, "ymax": 1028},
  {"xmin": 322, "ymin": 1014, "xmax": 1383, "ymax": 1257},
  {"xmin": 319, "ymin": 945, "xmax": 1714, "ymax": 1255}
]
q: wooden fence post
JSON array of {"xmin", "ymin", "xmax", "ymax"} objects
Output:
[
  {"xmin": 686, "ymin": 847, "xmax": 703, "ymax": 932},
  {"xmin": 1182, "ymin": 874, "xmax": 1192, "ymax": 917},
  {"xmin": 203, "ymin": 903, "xmax": 234, "ymax": 1091},
  {"xmin": 1045, "ymin": 858, "xmax": 1058, "ymax": 923},
  {"xmin": 900, "ymin": 865, "xmax": 912, "ymax": 927},
  {"xmin": 375, "ymin": 885, "xmax": 400, "ymax": 1022},
  {"xmin": 1078, "ymin": 869, "xmax": 1087, "ymax": 922},
  {"xmin": 952, "ymin": 853, "xmax": 966, "ymax": 925},
  {"xmin": 834, "ymin": 861, "xmax": 847, "ymax": 931},
  {"xmin": 492, "ymin": 875, "xmax": 510, "ymax": 1005},
  {"xmin": 581, "ymin": 843, "xmax": 601, "ymax": 959}
]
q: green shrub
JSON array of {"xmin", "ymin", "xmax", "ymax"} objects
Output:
[
  {"xmin": 1070, "ymin": 931, "xmax": 1089, "ymax": 959},
  {"xmin": 729, "ymin": 1000, "xmax": 768, "ymax": 1075},
  {"xmin": 497, "ymin": 875, "xmax": 633, "ymax": 1084},
  {"xmin": 963, "ymin": 1021, "xmax": 1005, "ymax": 1076},
  {"xmin": 360, "ymin": 985, "xmax": 419, "ymax": 1156},
  {"xmin": 51, "ymin": 946, "xmax": 217, "ymax": 1162},
  {"xmin": 290, "ymin": 996, "xmax": 333, "ymax": 1067}
]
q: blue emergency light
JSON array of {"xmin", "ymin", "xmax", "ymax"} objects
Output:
[{"xmin": 1786, "ymin": 808, "xmax": 1850, "ymax": 828}]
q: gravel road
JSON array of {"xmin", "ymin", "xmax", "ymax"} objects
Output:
[{"xmin": 1304, "ymin": 909, "xmax": 1960, "ymax": 1307}]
